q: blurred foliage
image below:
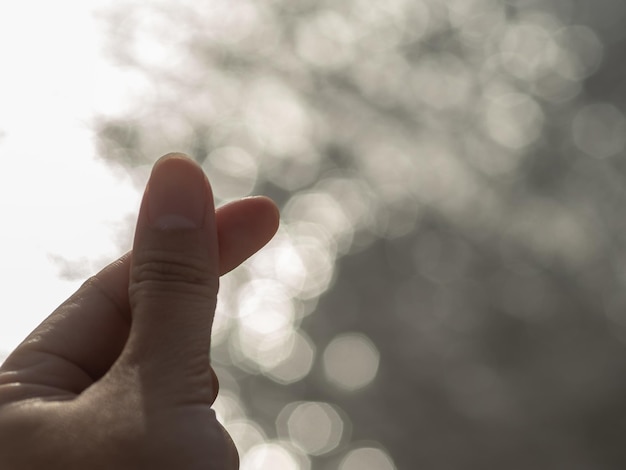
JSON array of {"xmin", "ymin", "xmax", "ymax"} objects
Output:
[{"xmin": 94, "ymin": 0, "xmax": 626, "ymax": 468}]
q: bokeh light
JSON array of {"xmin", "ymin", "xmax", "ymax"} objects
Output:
[
  {"xmin": 241, "ymin": 442, "xmax": 310, "ymax": 470},
  {"xmin": 339, "ymin": 446, "xmax": 396, "ymax": 470},
  {"xmin": 323, "ymin": 333, "xmax": 380, "ymax": 392},
  {"xmin": 572, "ymin": 103, "xmax": 626, "ymax": 159},
  {"xmin": 484, "ymin": 92, "xmax": 545, "ymax": 149},
  {"xmin": 213, "ymin": 390, "xmax": 247, "ymax": 424},
  {"xmin": 225, "ymin": 420, "xmax": 267, "ymax": 458},
  {"xmin": 266, "ymin": 330, "xmax": 315, "ymax": 384},
  {"xmin": 202, "ymin": 146, "xmax": 259, "ymax": 200},
  {"xmin": 5, "ymin": 0, "xmax": 626, "ymax": 468},
  {"xmin": 277, "ymin": 401, "xmax": 346, "ymax": 456}
]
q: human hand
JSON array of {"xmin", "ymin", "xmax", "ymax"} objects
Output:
[{"xmin": 0, "ymin": 154, "xmax": 280, "ymax": 469}]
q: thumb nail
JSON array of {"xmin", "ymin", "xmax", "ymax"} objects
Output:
[{"xmin": 147, "ymin": 155, "xmax": 207, "ymax": 230}]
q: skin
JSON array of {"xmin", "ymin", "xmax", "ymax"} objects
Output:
[{"xmin": 0, "ymin": 153, "xmax": 280, "ymax": 469}]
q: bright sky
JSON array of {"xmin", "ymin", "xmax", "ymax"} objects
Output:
[{"xmin": 0, "ymin": 1, "xmax": 141, "ymax": 354}]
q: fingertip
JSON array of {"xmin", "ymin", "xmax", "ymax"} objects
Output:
[
  {"xmin": 259, "ymin": 195, "xmax": 281, "ymax": 225},
  {"xmin": 155, "ymin": 152, "xmax": 195, "ymax": 164},
  {"xmin": 146, "ymin": 155, "xmax": 210, "ymax": 230},
  {"xmin": 243, "ymin": 195, "xmax": 281, "ymax": 234}
]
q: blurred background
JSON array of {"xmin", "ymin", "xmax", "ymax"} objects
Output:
[{"xmin": 3, "ymin": 0, "xmax": 626, "ymax": 468}]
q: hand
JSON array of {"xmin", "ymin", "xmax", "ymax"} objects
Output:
[{"xmin": 0, "ymin": 154, "xmax": 280, "ymax": 469}]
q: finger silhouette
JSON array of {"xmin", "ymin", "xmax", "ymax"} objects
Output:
[
  {"xmin": 0, "ymin": 154, "xmax": 279, "ymax": 403},
  {"xmin": 118, "ymin": 154, "xmax": 220, "ymax": 404}
]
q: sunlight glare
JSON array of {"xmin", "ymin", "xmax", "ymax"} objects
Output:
[{"xmin": 0, "ymin": 0, "xmax": 139, "ymax": 353}]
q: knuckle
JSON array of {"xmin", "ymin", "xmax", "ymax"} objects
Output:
[
  {"xmin": 180, "ymin": 361, "xmax": 217, "ymax": 405},
  {"xmin": 130, "ymin": 248, "xmax": 219, "ymax": 304},
  {"xmin": 132, "ymin": 248, "xmax": 218, "ymax": 288}
]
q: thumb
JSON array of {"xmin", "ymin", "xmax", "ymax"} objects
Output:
[{"xmin": 123, "ymin": 153, "xmax": 219, "ymax": 400}]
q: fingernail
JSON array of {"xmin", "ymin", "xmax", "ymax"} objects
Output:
[{"xmin": 147, "ymin": 155, "xmax": 207, "ymax": 230}]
